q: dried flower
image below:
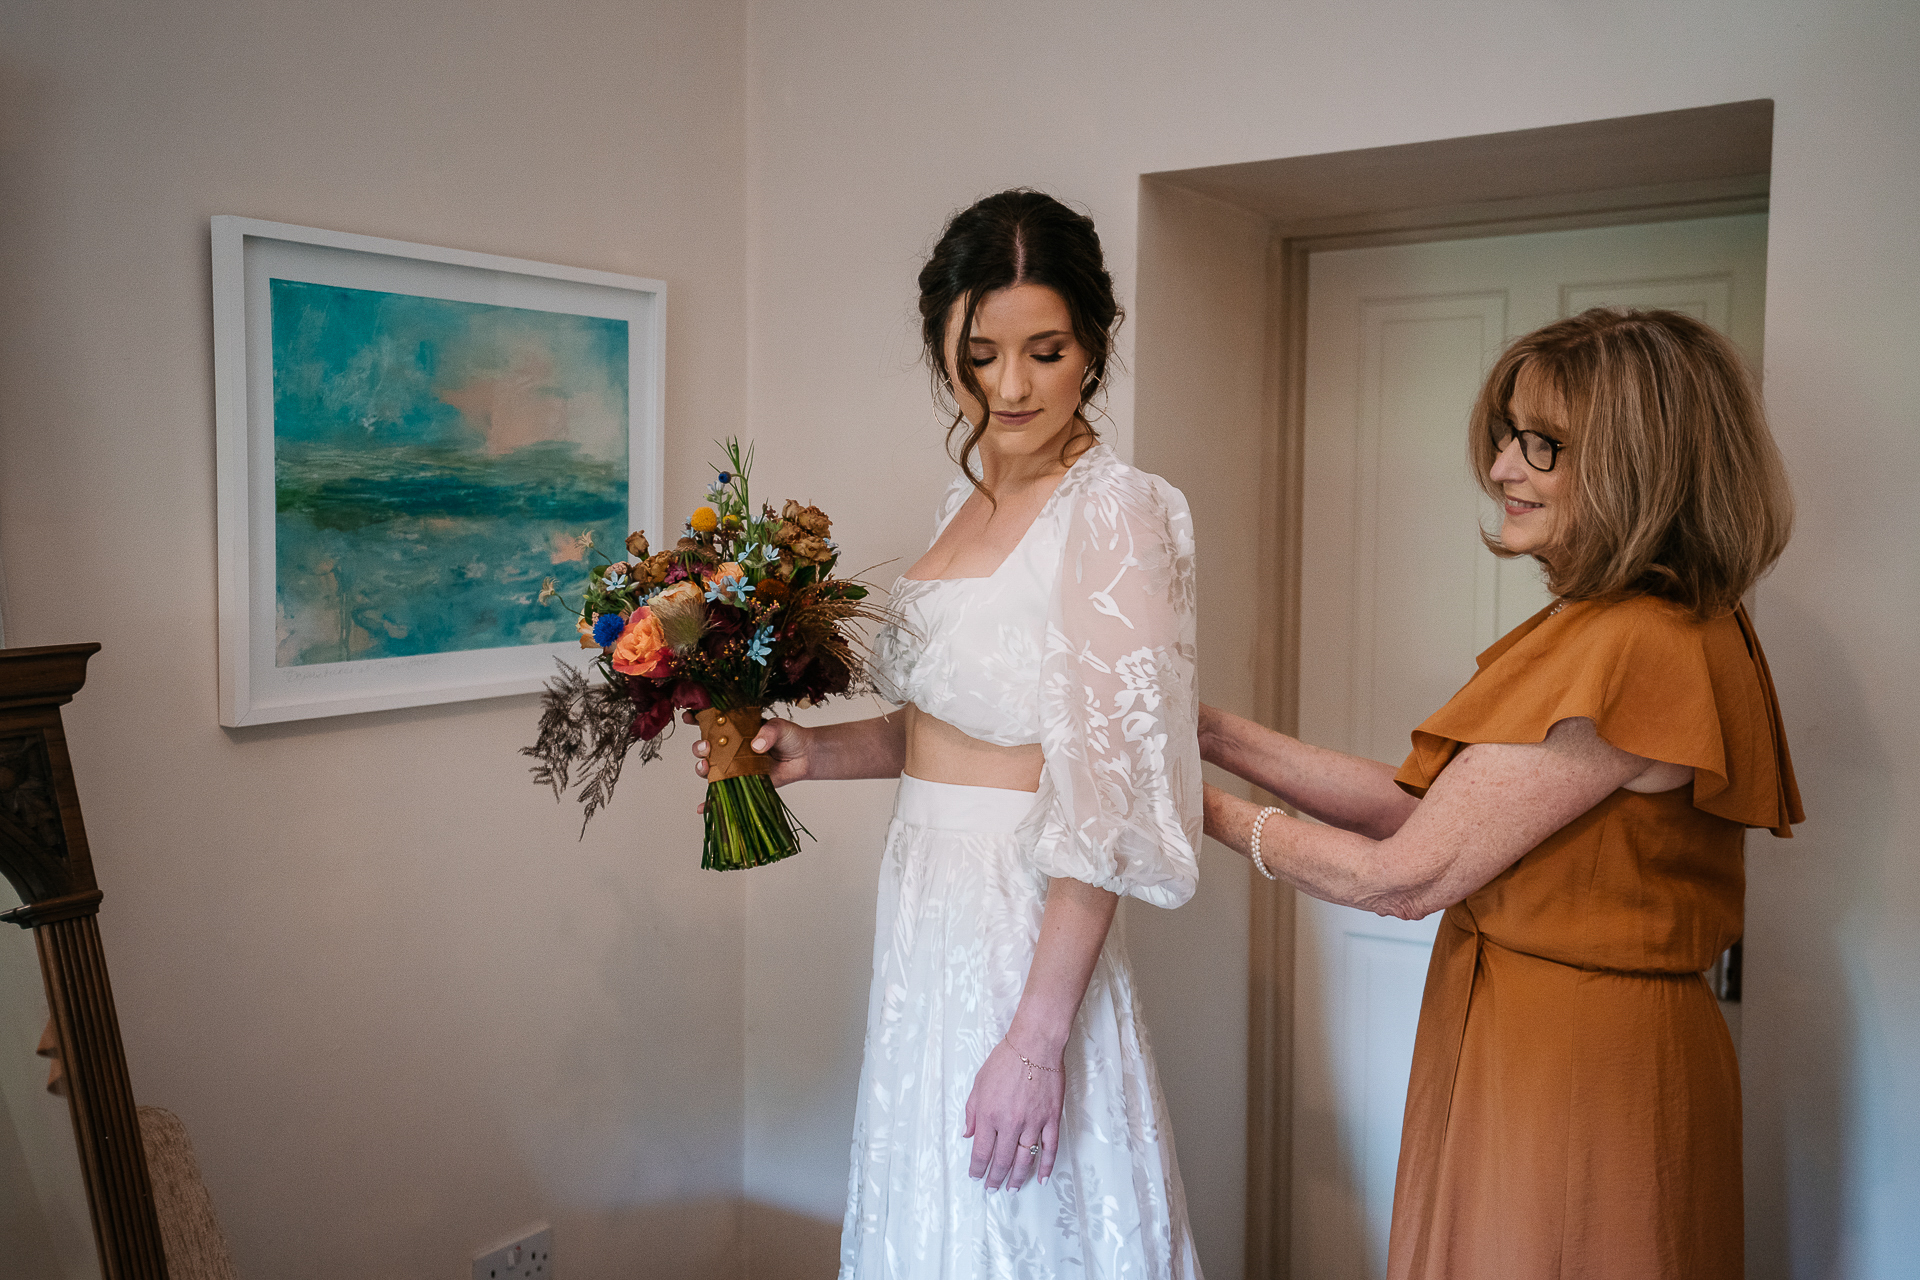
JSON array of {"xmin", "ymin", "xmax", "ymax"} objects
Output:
[
  {"xmin": 789, "ymin": 534, "xmax": 832, "ymax": 563},
  {"xmin": 650, "ymin": 580, "xmax": 709, "ymax": 652},
  {"xmin": 782, "ymin": 500, "xmax": 832, "ymax": 537},
  {"xmin": 626, "ymin": 530, "xmax": 650, "ymax": 559},
  {"xmin": 538, "ymin": 577, "xmax": 559, "ymax": 605},
  {"xmin": 635, "ymin": 553, "xmax": 674, "ymax": 587}
]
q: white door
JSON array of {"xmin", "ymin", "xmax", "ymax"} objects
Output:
[{"xmin": 1289, "ymin": 213, "xmax": 1769, "ymax": 1280}]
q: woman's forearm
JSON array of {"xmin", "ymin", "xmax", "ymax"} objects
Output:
[
  {"xmin": 1007, "ymin": 878, "xmax": 1118, "ymax": 1058},
  {"xmin": 1200, "ymin": 704, "xmax": 1417, "ymax": 838},
  {"xmin": 799, "ymin": 709, "xmax": 908, "ymax": 780},
  {"xmin": 702, "ymin": 708, "xmax": 907, "ymax": 791},
  {"xmin": 1206, "ymin": 717, "xmax": 1658, "ymax": 919}
]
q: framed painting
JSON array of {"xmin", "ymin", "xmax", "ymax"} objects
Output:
[{"xmin": 212, "ymin": 217, "xmax": 665, "ymax": 726}]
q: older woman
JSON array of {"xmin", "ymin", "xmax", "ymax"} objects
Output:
[{"xmin": 1202, "ymin": 308, "xmax": 1801, "ymax": 1280}]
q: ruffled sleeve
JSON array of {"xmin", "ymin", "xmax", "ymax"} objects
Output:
[
  {"xmin": 1015, "ymin": 461, "xmax": 1203, "ymax": 907},
  {"xmin": 1395, "ymin": 596, "xmax": 1803, "ymax": 836}
]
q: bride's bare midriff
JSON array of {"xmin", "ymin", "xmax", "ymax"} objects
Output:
[{"xmin": 903, "ymin": 703, "xmax": 1044, "ymax": 793}]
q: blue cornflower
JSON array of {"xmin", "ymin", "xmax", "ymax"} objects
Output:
[
  {"xmin": 746, "ymin": 624, "xmax": 775, "ymax": 666},
  {"xmin": 706, "ymin": 573, "xmax": 747, "ymax": 603},
  {"xmin": 591, "ymin": 613, "xmax": 626, "ymax": 646}
]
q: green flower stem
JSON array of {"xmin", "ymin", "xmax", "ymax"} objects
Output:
[{"xmin": 701, "ymin": 773, "xmax": 810, "ymax": 871}]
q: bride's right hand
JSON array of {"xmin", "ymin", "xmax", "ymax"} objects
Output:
[{"xmin": 687, "ymin": 713, "xmax": 811, "ymax": 809}]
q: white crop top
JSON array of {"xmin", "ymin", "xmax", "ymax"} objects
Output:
[{"xmin": 872, "ymin": 443, "xmax": 1203, "ymax": 908}]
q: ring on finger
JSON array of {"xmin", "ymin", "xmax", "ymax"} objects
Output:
[{"xmin": 1028, "ymin": 1142, "xmax": 1041, "ymax": 1156}]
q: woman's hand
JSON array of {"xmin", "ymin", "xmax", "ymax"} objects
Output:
[
  {"xmin": 687, "ymin": 713, "xmax": 811, "ymax": 812},
  {"xmin": 964, "ymin": 1038, "xmax": 1062, "ymax": 1191}
]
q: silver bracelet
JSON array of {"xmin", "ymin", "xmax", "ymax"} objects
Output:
[{"xmin": 1249, "ymin": 805, "xmax": 1281, "ymax": 881}]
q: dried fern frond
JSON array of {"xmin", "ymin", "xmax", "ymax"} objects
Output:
[
  {"xmin": 521, "ymin": 658, "xmax": 654, "ymax": 836},
  {"xmin": 524, "ymin": 661, "xmax": 592, "ymax": 799}
]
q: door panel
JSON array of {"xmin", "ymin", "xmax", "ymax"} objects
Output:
[{"xmin": 1290, "ymin": 213, "xmax": 1767, "ymax": 1280}]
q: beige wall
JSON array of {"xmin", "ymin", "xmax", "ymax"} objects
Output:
[
  {"xmin": 0, "ymin": 1, "xmax": 750, "ymax": 1276},
  {"xmin": 3, "ymin": 1, "xmax": 1917, "ymax": 1277},
  {"xmin": 740, "ymin": 2, "xmax": 1920, "ymax": 1277}
]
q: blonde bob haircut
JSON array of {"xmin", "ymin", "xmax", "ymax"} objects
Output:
[{"xmin": 1469, "ymin": 307, "xmax": 1793, "ymax": 619}]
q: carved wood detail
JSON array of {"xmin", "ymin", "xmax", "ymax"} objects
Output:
[{"xmin": 0, "ymin": 643, "xmax": 169, "ymax": 1278}]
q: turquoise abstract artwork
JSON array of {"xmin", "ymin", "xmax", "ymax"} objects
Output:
[{"xmin": 270, "ymin": 279, "xmax": 628, "ymax": 667}]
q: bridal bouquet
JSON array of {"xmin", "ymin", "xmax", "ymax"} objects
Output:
[{"xmin": 524, "ymin": 439, "xmax": 887, "ymax": 869}]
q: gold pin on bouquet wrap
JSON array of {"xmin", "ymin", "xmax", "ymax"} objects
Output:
[
  {"xmin": 524, "ymin": 439, "xmax": 885, "ymax": 871},
  {"xmin": 695, "ymin": 707, "xmax": 771, "ymax": 781}
]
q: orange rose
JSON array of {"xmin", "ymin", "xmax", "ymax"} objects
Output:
[{"xmin": 609, "ymin": 607, "xmax": 672, "ymax": 677}]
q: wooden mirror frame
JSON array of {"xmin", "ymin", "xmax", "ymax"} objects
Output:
[{"xmin": 0, "ymin": 643, "xmax": 169, "ymax": 1277}]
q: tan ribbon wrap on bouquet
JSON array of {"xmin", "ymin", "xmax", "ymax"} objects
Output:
[{"xmin": 696, "ymin": 706, "xmax": 773, "ymax": 782}]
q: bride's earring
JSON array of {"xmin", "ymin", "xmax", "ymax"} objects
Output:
[{"xmin": 1080, "ymin": 362, "xmax": 1110, "ymax": 427}]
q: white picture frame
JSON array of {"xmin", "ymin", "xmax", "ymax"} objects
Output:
[{"xmin": 212, "ymin": 216, "xmax": 665, "ymax": 727}]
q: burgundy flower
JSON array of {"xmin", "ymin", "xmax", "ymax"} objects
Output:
[
  {"xmin": 669, "ymin": 681, "xmax": 712, "ymax": 713},
  {"xmin": 630, "ymin": 700, "xmax": 675, "ymax": 742}
]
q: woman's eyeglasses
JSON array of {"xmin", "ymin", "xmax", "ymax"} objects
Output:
[{"xmin": 1489, "ymin": 419, "xmax": 1565, "ymax": 473}]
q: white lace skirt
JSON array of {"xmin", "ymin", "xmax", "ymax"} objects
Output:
[{"xmin": 839, "ymin": 775, "xmax": 1203, "ymax": 1279}]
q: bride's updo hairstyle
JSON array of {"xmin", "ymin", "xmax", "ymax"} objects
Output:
[
  {"xmin": 918, "ymin": 189, "xmax": 1120, "ymax": 492},
  {"xmin": 1469, "ymin": 307, "xmax": 1793, "ymax": 619}
]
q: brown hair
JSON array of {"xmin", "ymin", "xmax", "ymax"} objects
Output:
[
  {"xmin": 1469, "ymin": 307, "xmax": 1792, "ymax": 618},
  {"xmin": 917, "ymin": 190, "xmax": 1120, "ymax": 494}
]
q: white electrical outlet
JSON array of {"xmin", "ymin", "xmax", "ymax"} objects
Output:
[{"xmin": 473, "ymin": 1225, "xmax": 552, "ymax": 1280}]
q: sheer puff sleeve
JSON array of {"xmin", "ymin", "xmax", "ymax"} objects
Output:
[{"xmin": 1015, "ymin": 461, "xmax": 1203, "ymax": 908}]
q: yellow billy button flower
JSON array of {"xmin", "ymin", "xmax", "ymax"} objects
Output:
[{"xmin": 689, "ymin": 506, "xmax": 719, "ymax": 533}]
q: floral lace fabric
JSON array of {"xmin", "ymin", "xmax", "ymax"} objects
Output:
[
  {"xmin": 841, "ymin": 778, "xmax": 1202, "ymax": 1279},
  {"xmin": 872, "ymin": 443, "xmax": 1203, "ymax": 907},
  {"xmin": 844, "ymin": 446, "xmax": 1205, "ymax": 1277}
]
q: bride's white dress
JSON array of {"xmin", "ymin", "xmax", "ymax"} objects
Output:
[{"xmin": 851, "ymin": 443, "xmax": 1205, "ymax": 1279}]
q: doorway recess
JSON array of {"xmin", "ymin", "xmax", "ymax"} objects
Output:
[{"xmin": 1133, "ymin": 99, "xmax": 1772, "ymax": 1280}]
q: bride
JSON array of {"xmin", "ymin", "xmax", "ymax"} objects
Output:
[{"xmin": 696, "ymin": 189, "xmax": 1204, "ymax": 1278}]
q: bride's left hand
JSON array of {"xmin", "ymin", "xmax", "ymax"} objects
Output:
[{"xmin": 964, "ymin": 1038, "xmax": 1063, "ymax": 1191}]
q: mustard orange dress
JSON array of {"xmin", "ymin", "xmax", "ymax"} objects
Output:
[{"xmin": 1386, "ymin": 594, "xmax": 1802, "ymax": 1280}]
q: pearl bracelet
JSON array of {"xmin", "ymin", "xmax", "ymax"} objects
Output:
[{"xmin": 1249, "ymin": 805, "xmax": 1282, "ymax": 882}]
